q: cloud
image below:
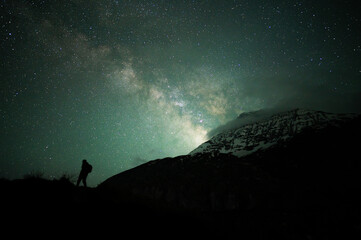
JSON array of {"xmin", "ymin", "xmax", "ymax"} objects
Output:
[{"xmin": 206, "ymin": 107, "xmax": 293, "ymax": 138}]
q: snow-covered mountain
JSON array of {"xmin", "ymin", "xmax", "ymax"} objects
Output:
[
  {"xmin": 99, "ymin": 108, "xmax": 361, "ymax": 238},
  {"xmin": 190, "ymin": 108, "xmax": 357, "ymax": 157}
]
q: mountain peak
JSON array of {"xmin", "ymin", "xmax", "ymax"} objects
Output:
[{"xmin": 190, "ymin": 108, "xmax": 358, "ymax": 157}]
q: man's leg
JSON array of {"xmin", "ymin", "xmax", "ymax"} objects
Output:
[
  {"xmin": 76, "ymin": 175, "xmax": 81, "ymax": 187},
  {"xmin": 82, "ymin": 177, "xmax": 87, "ymax": 188}
]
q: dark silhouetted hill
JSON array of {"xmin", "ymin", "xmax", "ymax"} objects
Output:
[
  {"xmin": 3, "ymin": 109, "xmax": 361, "ymax": 239},
  {"xmin": 99, "ymin": 110, "xmax": 361, "ymax": 239}
]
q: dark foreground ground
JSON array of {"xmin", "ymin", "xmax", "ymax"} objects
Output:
[
  {"xmin": 1, "ymin": 177, "xmax": 225, "ymax": 239},
  {"xmin": 2, "ymin": 176, "xmax": 361, "ymax": 240}
]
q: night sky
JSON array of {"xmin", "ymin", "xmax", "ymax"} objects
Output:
[{"xmin": 1, "ymin": 0, "xmax": 360, "ymax": 186}]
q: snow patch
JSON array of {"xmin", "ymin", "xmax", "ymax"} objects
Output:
[{"xmin": 189, "ymin": 109, "xmax": 358, "ymax": 158}]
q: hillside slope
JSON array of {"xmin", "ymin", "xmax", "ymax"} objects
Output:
[{"xmin": 99, "ymin": 111, "xmax": 361, "ymax": 239}]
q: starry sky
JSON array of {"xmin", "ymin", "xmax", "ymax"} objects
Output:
[{"xmin": 1, "ymin": 0, "xmax": 360, "ymax": 186}]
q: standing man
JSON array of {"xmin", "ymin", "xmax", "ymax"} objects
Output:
[{"xmin": 76, "ymin": 159, "xmax": 92, "ymax": 187}]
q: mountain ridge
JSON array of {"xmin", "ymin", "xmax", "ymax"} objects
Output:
[{"xmin": 190, "ymin": 108, "xmax": 358, "ymax": 157}]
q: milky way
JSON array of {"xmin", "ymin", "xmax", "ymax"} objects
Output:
[{"xmin": 1, "ymin": 0, "xmax": 360, "ymax": 185}]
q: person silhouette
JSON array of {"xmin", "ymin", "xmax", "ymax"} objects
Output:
[{"xmin": 76, "ymin": 159, "xmax": 92, "ymax": 187}]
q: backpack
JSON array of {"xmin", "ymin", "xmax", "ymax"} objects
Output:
[{"xmin": 87, "ymin": 163, "xmax": 93, "ymax": 173}]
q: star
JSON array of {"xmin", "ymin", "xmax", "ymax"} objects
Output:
[{"xmin": 0, "ymin": 0, "xmax": 360, "ymax": 186}]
